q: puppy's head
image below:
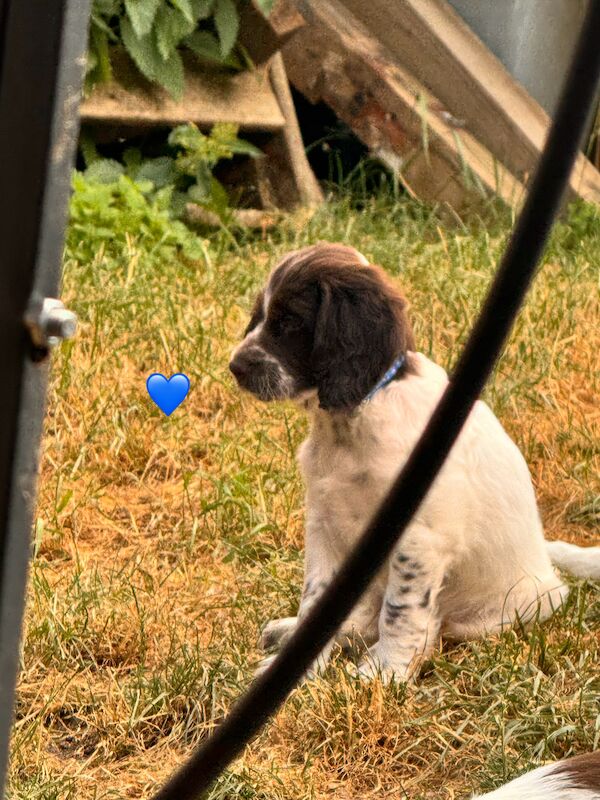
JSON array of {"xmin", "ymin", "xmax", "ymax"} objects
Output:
[{"xmin": 229, "ymin": 243, "xmax": 414, "ymax": 411}]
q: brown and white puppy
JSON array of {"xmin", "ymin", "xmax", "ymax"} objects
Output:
[
  {"xmin": 230, "ymin": 243, "xmax": 600, "ymax": 682},
  {"xmin": 473, "ymin": 751, "xmax": 600, "ymax": 798}
]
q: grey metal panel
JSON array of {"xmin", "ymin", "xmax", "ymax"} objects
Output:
[{"xmin": 448, "ymin": 0, "xmax": 589, "ymax": 116}]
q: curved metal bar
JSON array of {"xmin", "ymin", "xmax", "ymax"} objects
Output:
[{"xmin": 152, "ymin": 3, "xmax": 600, "ymax": 797}]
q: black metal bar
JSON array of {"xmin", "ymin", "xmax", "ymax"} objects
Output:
[
  {"xmin": 0, "ymin": 1, "xmax": 91, "ymax": 794},
  {"xmin": 152, "ymin": 2, "xmax": 600, "ymax": 798}
]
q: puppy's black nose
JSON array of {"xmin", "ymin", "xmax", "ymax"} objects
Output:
[
  {"xmin": 229, "ymin": 356, "xmax": 247, "ymax": 382},
  {"xmin": 230, "ymin": 351, "xmax": 258, "ymax": 383},
  {"xmin": 230, "ymin": 347, "xmax": 264, "ymax": 384}
]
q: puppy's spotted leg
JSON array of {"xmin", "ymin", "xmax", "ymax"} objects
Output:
[{"xmin": 357, "ymin": 523, "xmax": 451, "ymax": 684}]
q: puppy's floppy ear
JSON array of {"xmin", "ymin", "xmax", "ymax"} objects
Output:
[{"xmin": 311, "ymin": 267, "xmax": 413, "ymax": 411}]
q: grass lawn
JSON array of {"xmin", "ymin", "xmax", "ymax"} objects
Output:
[{"xmin": 9, "ymin": 176, "xmax": 600, "ymax": 799}]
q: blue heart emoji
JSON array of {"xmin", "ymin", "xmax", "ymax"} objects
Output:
[{"xmin": 146, "ymin": 373, "xmax": 190, "ymax": 416}]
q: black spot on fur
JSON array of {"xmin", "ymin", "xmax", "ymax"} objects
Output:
[
  {"xmin": 420, "ymin": 589, "xmax": 431, "ymax": 608},
  {"xmin": 352, "ymin": 471, "xmax": 370, "ymax": 486},
  {"xmin": 384, "ymin": 600, "xmax": 410, "ymax": 626}
]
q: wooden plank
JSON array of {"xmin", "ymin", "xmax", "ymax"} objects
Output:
[
  {"xmin": 278, "ymin": 0, "xmax": 525, "ymax": 211},
  {"xmin": 341, "ymin": 0, "xmax": 600, "ymax": 206},
  {"xmin": 81, "ymin": 50, "xmax": 285, "ymax": 131},
  {"xmin": 237, "ymin": 0, "xmax": 305, "ymax": 65},
  {"xmin": 268, "ymin": 52, "xmax": 323, "ymax": 207}
]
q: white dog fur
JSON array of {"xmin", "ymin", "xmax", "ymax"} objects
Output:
[{"xmin": 229, "ymin": 244, "xmax": 600, "ymax": 684}]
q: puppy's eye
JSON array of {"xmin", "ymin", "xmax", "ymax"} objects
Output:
[{"xmin": 275, "ymin": 313, "xmax": 303, "ymax": 335}]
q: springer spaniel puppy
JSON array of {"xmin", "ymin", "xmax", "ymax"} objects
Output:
[
  {"xmin": 473, "ymin": 751, "xmax": 600, "ymax": 799},
  {"xmin": 229, "ymin": 243, "xmax": 600, "ymax": 683}
]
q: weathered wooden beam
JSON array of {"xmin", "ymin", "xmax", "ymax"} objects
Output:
[
  {"xmin": 279, "ymin": 0, "xmax": 525, "ymax": 211},
  {"xmin": 342, "ymin": 0, "xmax": 600, "ymax": 206},
  {"xmin": 237, "ymin": 0, "xmax": 305, "ymax": 65},
  {"xmin": 81, "ymin": 50, "xmax": 285, "ymax": 131},
  {"xmin": 268, "ymin": 52, "xmax": 323, "ymax": 207}
]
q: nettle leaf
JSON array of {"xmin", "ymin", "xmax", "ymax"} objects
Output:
[
  {"xmin": 214, "ymin": 0, "xmax": 239, "ymax": 58},
  {"xmin": 133, "ymin": 178, "xmax": 155, "ymax": 194},
  {"xmin": 124, "ymin": 0, "xmax": 161, "ymax": 38},
  {"xmin": 168, "ymin": 123, "xmax": 204, "ymax": 152},
  {"xmin": 136, "ymin": 156, "xmax": 178, "ymax": 187},
  {"xmin": 93, "ymin": 0, "xmax": 121, "ymax": 17},
  {"xmin": 193, "ymin": 163, "xmax": 213, "ymax": 196},
  {"xmin": 190, "ymin": 0, "xmax": 216, "ymax": 20},
  {"xmin": 184, "ymin": 30, "xmax": 225, "ymax": 63},
  {"xmin": 122, "ymin": 147, "xmax": 143, "ymax": 171},
  {"xmin": 209, "ymin": 176, "xmax": 230, "ymax": 217},
  {"xmin": 84, "ymin": 159, "xmax": 125, "ymax": 184},
  {"xmin": 170, "ymin": 0, "xmax": 195, "ymax": 23},
  {"xmin": 211, "ymin": 123, "xmax": 263, "ymax": 157},
  {"xmin": 122, "ymin": 17, "xmax": 185, "ymax": 99},
  {"xmin": 210, "ymin": 122, "xmax": 262, "ymax": 159},
  {"xmin": 150, "ymin": 47, "xmax": 185, "ymax": 99},
  {"xmin": 121, "ymin": 16, "xmax": 159, "ymax": 81},
  {"xmin": 155, "ymin": 5, "xmax": 196, "ymax": 61}
]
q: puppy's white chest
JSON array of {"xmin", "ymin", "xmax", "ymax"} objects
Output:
[{"xmin": 299, "ymin": 430, "xmax": 396, "ymax": 554}]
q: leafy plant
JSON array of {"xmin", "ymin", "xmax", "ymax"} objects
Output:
[
  {"xmin": 87, "ymin": 0, "xmax": 273, "ymax": 100},
  {"xmin": 168, "ymin": 122, "xmax": 262, "ymax": 215},
  {"xmin": 67, "ymin": 171, "xmax": 208, "ymax": 266},
  {"xmin": 81, "ymin": 122, "xmax": 262, "ymax": 221}
]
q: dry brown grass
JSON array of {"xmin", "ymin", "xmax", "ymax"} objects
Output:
[{"xmin": 9, "ymin": 189, "xmax": 600, "ymax": 799}]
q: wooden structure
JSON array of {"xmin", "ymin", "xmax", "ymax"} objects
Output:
[
  {"xmin": 271, "ymin": 0, "xmax": 600, "ymax": 210},
  {"xmin": 81, "ymin": 44, "xmax": 322, "ymax": 213},
  {"xmin": 81, "ymin": 0, "xmax": 600, "ymax": 214},
  {"xmin": 81, "ymin": 50, "xmax": 286, "ymax": 132}
]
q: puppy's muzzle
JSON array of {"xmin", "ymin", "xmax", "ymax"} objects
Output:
[{"xmin": 229, "ymin": 346, "xmax": 285, "ymax": 400}]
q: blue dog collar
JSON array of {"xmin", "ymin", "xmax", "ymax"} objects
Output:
[{"xmin": 362, "ymin": 354, "xmax": 406, "ymax": 404}]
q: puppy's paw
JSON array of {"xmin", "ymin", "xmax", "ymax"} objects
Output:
[
  {"xmin": 254, "ymin": 653, "xmax": 278, "ymax": 679},
  {"xmin": 259, "ymin": 617, "xmax": 298, "ymax": 652},
  {"xmin": 355, "ymin": 647, "xmax": 410, "ymax": 685},
  {"xmin": 253, "ymin": 652, "xmax": 326, "ymax": 685}
]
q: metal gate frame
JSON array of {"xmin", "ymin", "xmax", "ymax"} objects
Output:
[{"xmin": 0, "ymin": 1, "xmax": 91, "ymax": 794}]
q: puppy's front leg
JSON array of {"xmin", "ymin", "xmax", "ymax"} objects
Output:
[
  {"xmin": 358, "ymin": 523, "xmax": 450, "ymax": 684},
  {"xmin": 256, "ymin": 536, "xmax": 338, "ymax": 678}
]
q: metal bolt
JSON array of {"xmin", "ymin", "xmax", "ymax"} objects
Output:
[
  {"xmin": 25, "ymin": 297, "xmax": 78, "ymax": 350},
  {"xmin": 42, "ymin": 303, "xmax": 77, "ymax": 347}
]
